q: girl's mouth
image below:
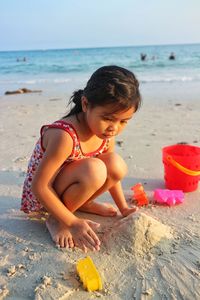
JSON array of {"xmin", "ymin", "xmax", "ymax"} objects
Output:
[{"xmin": 103, "ymin": 133, "xmax": 115, "ymax": 138}]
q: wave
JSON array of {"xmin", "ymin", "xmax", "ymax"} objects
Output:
[
  {"xmin": 0, "ymin": 78, "xmax": 72, "ymax": 85},
  {"xmin": 140, "ymin": 76, "xmax": 195, "ymax": 83},
  {"xmin": 0, "ymin": 76, "xmax": 199, "ymax": 86}
]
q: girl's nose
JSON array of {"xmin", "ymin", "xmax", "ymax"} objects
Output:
[{"xmin": 108, "ymin": 123, "xmax": 118, "ymax": 132}]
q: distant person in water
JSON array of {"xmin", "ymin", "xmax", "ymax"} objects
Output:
[
  {"xmin": 16, "ymin": 57, "xmax": 27, "ymax": 62},
  {"xmin": 140, "ymin": 53, "xmax": 147, "ymax": 61},
  {"xmin": 169, "ymin": 52, "xmax": 175, "ymax": 60}
]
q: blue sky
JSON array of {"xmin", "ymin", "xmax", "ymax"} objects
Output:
[{"xmin": 1, "ymin": 0, "xmax": 200, "ymax": 51}]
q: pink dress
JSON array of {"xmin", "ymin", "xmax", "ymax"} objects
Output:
[{"xmin": 21, "ymin": 120, "xmax": 110, "ymax": 213}]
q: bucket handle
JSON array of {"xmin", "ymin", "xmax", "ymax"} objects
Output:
[{"xmin": 166, "ymin": 155, "xmax": 200, "ymax": 176}]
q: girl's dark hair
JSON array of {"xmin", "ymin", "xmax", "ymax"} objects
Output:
[{"xmin": 66, "ymin": 65, "xmax": 141, "ymax": 117}]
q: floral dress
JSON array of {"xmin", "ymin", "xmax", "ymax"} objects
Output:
[{"xmin": 21, "ymin": 120, "xmax": 109, "ymax": 213}]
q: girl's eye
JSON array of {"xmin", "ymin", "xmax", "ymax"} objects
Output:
[
  {"xmin": 121, "ymin": 120, "xmax": 128, "ymax": 124},
  {"xmin": 103, "ymin": 117, "xmax": 113, "ymax": 121}
]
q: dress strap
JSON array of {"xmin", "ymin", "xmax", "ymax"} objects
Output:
[
  {"xmin": 40, "ymin": 120, "xmax": 110, "ymax": 157},
  {"xmin": 40, "ymin": 120, "xmax": 78, "ymax": 153}
]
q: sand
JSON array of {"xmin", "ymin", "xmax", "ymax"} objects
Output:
[{"xmin": 0, "ymin": 86, "xmax": 200, "ymax": 300}]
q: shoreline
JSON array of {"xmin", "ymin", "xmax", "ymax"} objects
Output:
[{"xmin": 1, "ymin": 79, "xmax": 200, "ymax": 101}]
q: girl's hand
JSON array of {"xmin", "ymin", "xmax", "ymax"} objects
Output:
[
  {"xmin": 70, "ymin": 218, "xmax": 101, "ymax": 252},
  {"xmin": 121, "ymin": 206, "xmax": 138, "ymax": 217}
]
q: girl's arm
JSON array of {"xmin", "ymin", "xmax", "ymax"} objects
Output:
[
  {"xmin": 32, "ymin": 128, "xmax": 76, "ymax": 225},
  {"xmin": 107, "ymin": 138, "xmax": 137, "ymax": 217},
  {"xmin": 31, "ymin": 128, "xmax": 100, "ymax": 250}
]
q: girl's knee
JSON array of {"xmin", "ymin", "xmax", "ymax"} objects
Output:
[
  {"xmin": 82, "ymin": 158, "xmax": 107, "ymax": 189},
  {"xmin": 53, "ymin": 157, "xmax": 107, "ymax": 196},
  {"xmin": 105, "ymin": 153, "xmax": 128, "ymax": 181}
]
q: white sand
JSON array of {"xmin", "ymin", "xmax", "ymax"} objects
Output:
[{"xmin": 0, "ymin": 88, "xmax": 200, "ymax": 299}]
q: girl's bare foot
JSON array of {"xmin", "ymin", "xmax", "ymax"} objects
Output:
[
  {"xmin": 79, "ymin": 201, "xmax": 117, "ymax": 216},
  {"xmin": 46, "ymin": 215, "xmax": 74, "ymax": 248}
]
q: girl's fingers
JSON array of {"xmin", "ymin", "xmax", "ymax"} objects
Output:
[
  {"xmin": 86, "ymin": 220, "xmax": 100, "ymax": 230},
  {"xmin": 82, "ymin": 244, "xmax": 88, "ymax": 253},
  {"xmin": 84, "ymin": 231, "xmax": 98, "ymax": 247},
  {"xmin": 81, "ymin": 236, "xmax": 96, "ymax": 251},
  {"xmin": 87, "ymin": 229, "xmax": 101, "ymax": 246},
  {"xmin": 86, "ymin": 220, "xmax": 101, "ymax": 246},
  {"xmin": 75, "ymin": 240, "xmax": 88, "ymax": 252},
  {"xmin": 75, "ymin": 233, "xmax": 96, "ymax": 251}
]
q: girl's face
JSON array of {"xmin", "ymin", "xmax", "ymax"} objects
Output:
[{"xmin": 82, "ymin": 98, "xmax": 135, "ymax": 139}]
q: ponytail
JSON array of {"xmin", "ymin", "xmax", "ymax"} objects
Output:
[{"xmin": 66, "ymin": 89, "xmax": 83, "ymax": 117}]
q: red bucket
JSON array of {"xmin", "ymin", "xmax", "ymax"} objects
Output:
[{"xmin": 162, "ymin": 144, "xmax": 200, "ymax": 192}]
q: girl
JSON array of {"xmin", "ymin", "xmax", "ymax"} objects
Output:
[{"xmin": 21, "ymin": 65, "xmax": 141, "ymax": 252}]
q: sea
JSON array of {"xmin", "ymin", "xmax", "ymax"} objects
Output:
[{"xmin": 0, "ymin": 43, "xmax": 200, "ymax": 97}]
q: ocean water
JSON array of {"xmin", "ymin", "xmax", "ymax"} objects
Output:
[{"xmin": 0, "ymin": 43, "xmax": 200, "ymax": 96}]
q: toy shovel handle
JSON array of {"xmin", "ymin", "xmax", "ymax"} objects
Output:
[{"xmin": 166, "ymin": 155, "xmax": 200, "ymax": 176}]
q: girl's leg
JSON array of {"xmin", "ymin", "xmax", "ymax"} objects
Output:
[
  {"xmin": 79, "ymin": 152, "xmax": 128, "ymax": 214},
  {"xmin": 47, "ymin": 153, "xmax": 129, "ymax": 248},
  {"xmin": 54, "ymin": 157, "xmax": 107, "ymax": 210},
  {"xmin": 46, "ymin": 157, "xmax": 107, "ymax": 248}
]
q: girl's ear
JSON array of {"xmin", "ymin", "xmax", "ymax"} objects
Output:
[{"xmin": 81, "ymin": 96, "xmax": 89, "ymax": 112}]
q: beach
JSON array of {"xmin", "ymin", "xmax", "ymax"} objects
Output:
[{"xmin": 0, "ymin": 80, "xmax": 200, "ymax": 300}]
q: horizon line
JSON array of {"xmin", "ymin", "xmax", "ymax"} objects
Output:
[
  {"xmin": 0, "ymin": 41, "xmax": 200, "ymax": 53},
  {"xmin": 0, "ymin": 42, "xmax": 200, "ymax": 52}
]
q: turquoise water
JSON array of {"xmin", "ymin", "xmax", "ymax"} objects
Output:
[{"xmin": 0, "ymin": 43, "xmax": 200, "ymax": 95}]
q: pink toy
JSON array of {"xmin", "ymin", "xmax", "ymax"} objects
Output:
[{"xmin": 153, "ymin": 189, "xmax": 184, "ymax": 206}]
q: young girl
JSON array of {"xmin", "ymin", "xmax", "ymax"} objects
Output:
[{"xmin": 21, "ymin": 65, "xmax": 141, "ymax": 252}]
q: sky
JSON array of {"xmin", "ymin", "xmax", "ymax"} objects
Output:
[{"xmin": 1, "ymin": 0, "xmax": 200, "ymax": 51}]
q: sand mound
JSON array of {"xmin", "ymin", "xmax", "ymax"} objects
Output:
[{"xmin": 104, "ymin": 212, "xmax": 173, "ymax": 257}]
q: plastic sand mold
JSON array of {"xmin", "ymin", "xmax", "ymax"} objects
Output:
[
  {"xmin": 153, "ymin": 189, "xmax": 184, "ymax": 206},
  {"xmin": 76, "ymin": 256, "xmax": 102, "ymax": 292}
]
